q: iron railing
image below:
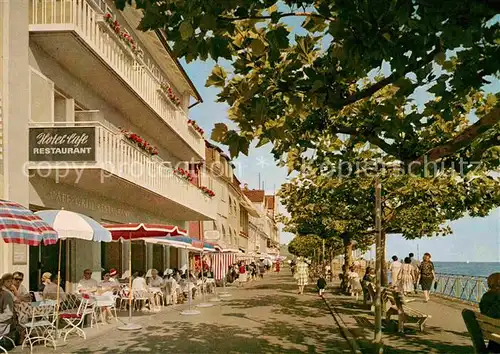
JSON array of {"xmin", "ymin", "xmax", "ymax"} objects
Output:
[{"xmin": 433, "ymin": 273, "xmax": 488, "ymax": 305}]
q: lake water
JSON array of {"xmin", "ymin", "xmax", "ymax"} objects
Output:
[{"xmin": 433, "ymin": 262, "xmax": 499, "ymax": 277}]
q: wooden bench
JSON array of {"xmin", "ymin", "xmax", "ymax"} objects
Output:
[
  {"xmin": 385, "ymin": 289, "xmax": 431, "ymax": 332},
  {"xmin": 462, "ymin": 309, "xmax": 500, "ymax": 353}
]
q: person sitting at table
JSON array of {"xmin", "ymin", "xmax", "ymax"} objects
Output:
[
  {"xmin": 10, "ymin": 272, "xmax": 30, "ymax": 303},
  {"xmin": 131, "ymin": 271, "xmax": 151, "ymax": 311},
  {"xmin": 163, "ymin": 270, "xmax": 178, "ymax": 305},
  {"xmin": 108, "ymin": 268, "xmax": 119, "ymax": 283},
  {"xmin": 76, "ymin": 269, "xmax": 98, "ymax": 294},
  {"xmin": 39, "ymin": 272, "xmax": 52, "ymax": 292},
  {"xmin": 0, "ymin": 274, "xmax": 15, "ymax": 350},
  {"xmin": 99, "ymin": 272, "xmax": 120, "ymax": 294},
  {"xmin": 147, "ymin": 269, "xmax": 163, "ymax": 288},
  {"xmin": 132, "ymin": 271, "xmax": 148, "ymax": 291},
  {"xmin": 42, "ymin": 274, "xmax": 66, "ymax": 302},
  {"xmin": 172, "ymin": 269, "xmax": 181, "ymax": 282}
]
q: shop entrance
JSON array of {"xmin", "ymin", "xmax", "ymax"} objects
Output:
[{"xmin": 28, "ymin": 241, "xmax": 67, "ymax": 292}]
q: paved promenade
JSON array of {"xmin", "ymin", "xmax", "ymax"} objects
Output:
[
  {"xmin": 27, "ymin": 272, "xmax": 351, "ymax": 353},
  {"xmin": 324, "ymin": 282, "xmax": 476, "ymax": 353}
]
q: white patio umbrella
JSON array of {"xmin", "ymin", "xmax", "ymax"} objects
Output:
[{"xmin": 35, "ymin": 210, "xmax": 111, "ymax": 343}]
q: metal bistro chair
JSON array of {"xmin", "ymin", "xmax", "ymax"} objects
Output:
[
  {"xmin": 21, "ymin": 300, "xmax": 57, "ymax": 353},
  {"xmin": 59, "ymin": 295, "xmax": 91, "ymax": 341},
  {"xmin": 93, "ymin": 294, "xmax": 118, "ymax": 323},
  {"xmin": 0, "ymin": 325, "xmax": 16, "ymax": 354},
  {"xmin": 132, "ymin": 289, "xmax": 152, "ymax": 311}
]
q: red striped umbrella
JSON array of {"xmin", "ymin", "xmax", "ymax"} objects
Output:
[
  {"xmin": 103, "ymin": 223, "xmax": 187, "ymax": 240},
  {"xmin": 0, "ymin": 200, "xmax": 58, "ymax": 246}
]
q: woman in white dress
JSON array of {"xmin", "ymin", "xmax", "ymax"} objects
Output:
[
  {"xmin": 397, "ymin": 257, "xmax": 415, "ymax": 295},
  {"xmin": 390, "ymin": 256, "xmax": 402, "ymax": 287}
]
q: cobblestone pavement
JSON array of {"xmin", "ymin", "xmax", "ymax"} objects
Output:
[{"xmin": 27, "ymin": 272, "xmax": 351, "ymax": 354}]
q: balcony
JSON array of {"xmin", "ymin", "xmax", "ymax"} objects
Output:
[
  {"xmin": 28, "ymin": 0, "xmax": 205, "ymax": 160},
  {"xmin": 28, "ymin": 122, "xmax": 216, "ymax": 221}
]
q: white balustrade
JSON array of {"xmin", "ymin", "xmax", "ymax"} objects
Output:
[
  {"xmin": 29, "ymin": 0, "xmax": 205, "ymax": 158},
  {"xmin": 29, "ymin": 122, "xmax": 215, "ymax": 219}
]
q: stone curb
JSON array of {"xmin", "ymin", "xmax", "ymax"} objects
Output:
[{"xmin": 322, "ymin": 296, "xmax": 363, "ymax": 354}]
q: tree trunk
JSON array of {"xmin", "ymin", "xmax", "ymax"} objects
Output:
[
  {"xmin": 342, "ymin": 235, "xmax": 353, "ymax": 292},
  {"xmin": 381, "ymin": 230, "xmax": 387, "ymax": 286},
  {"xmin": 329, "ymin": 249, "xmax": 334, "ymax": 282}
]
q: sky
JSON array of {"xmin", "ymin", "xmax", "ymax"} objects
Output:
[{"xmin": 180, "ymin": 14, "xmax": 500, "ymax": 263}]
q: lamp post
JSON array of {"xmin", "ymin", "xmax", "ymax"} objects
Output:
[{"xmin": 373, "ymin": 176, "xmax": 383, "ymax": 352}]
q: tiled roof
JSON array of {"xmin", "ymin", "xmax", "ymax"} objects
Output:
[{"xmin": 244, "ymin": 189, "xmax": 265, "ymax": 202}]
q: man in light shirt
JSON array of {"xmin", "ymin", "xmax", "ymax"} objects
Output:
[
  {"xmin": 77, "ymin": 269, "xmax": 98, "ymax": 294},
  {"xmin": 147, "ymin": 269, "xmax": 163, "ymax": 288}
]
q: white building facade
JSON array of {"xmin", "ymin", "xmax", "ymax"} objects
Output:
[{"xmin": 1, "ymin": 0, "xmax": 215, "ymax": 291}]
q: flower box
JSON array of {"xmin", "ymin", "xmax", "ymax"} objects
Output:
[
  {"xmin": 120, "ymin": 129, "xmax": 158, "ymax": 156},
  {"xmin": 100, "ymin": 13, "xmax": 143, "ymax": 59},
  {"xmin": 173, "ymin": 167, "xmax": 194, "ymax": 182},
  {"xmin": 158, "ymin": 82, "xmax": 182, "ymax": 107},
  {"xmin": 187, "ymin": 119, "xmax": 204, "ymax": 137},
  {"xmin": 199, "ymin": 185, "xmax": 215, "ymax": 198}
]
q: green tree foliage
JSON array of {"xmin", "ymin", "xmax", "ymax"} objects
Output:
[
  {"xmin": 287, "ymin": 234, "xmax": 321, "ymax": 257},
  {"xmin": 279, "ymin": 141, "xmax": 500, "ymax": 242},
  {"xmin": 116, "ymin": 0, "xmax": 499, "ymax": 170}
]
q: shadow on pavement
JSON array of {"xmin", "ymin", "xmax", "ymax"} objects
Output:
[
  {"xmin": 72, "ymin": 320, "xmax": 351, "ymax": 354},
  {"xmin": 225, "ymin": 294, "xmax": 329, "ymax": 318}
]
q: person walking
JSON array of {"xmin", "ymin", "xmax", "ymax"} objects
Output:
[
  {"xmin": 409, "ymin": 253, "xmax": 420, "ymax": 293},
  {"xmin": 238, "ymin": 262, "xmax": 247, "ymax": 287},
  {"xmin": 390, "ymin": 256, "xmax": 402, "ymax": 287},
  {"xmin": 418, "ymin": 253, "xmax": 436, "ymax": 302},
  {"xmin": 258, "ymin": 261, "xmax": 266, "ymax": 279},
  {"xmin": 317, "ymin": 274, "xmax": 327, "ymax": 297},
  {"xmin": 290, "ymin": 260, "xmax": 296, "ymax": 276},
  {"xmin": 398, "ymin": 257, "xmax": 415, "ymax": 296},
  {"xmin": 294, "ymin": 257, "xmax": 309, "ymax": 295}
]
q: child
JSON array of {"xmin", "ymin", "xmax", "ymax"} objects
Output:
[
  {"xmin": 362, "ymin": 267, "xmax": 376, "ymax": 304},
  {"xmin": 317, "ymin": 274, "xmax": 327, "ymax": 297},
  {"xmin": 348, "ymin": 266, "xmax": 363, "ymax": 301}
]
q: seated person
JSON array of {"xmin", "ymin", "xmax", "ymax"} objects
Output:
[
  {"xmin": 98, "ymin": 272, "xmax": 120, "ymax": 294},
  {"xmin": 42, "ymin": 274, "xmax": 66, "ymax": 302},
  {"xmin": 10, "ymin": 272, "xmax": 30, "ymax": 303},
  {"xmin": 0, "ymin": 275, "xmax": 15, "ymax": 349},
  {"xmin": 76, "ymin": 269, "xmax": 98, "ymax": 294},
  {"xmin": 172, "ymin": 269, "xmax": 181, "ymax": 282},
  {"xmin": 479, "ymin": 272, "xmax": 500, "ymax": 353},
  {"xmin": 147, "ymin": 269, "xmax": 163, "ymax": 288},
  {"xmin": 131, "ymin": 271, "xmax": 148, "ymax": 291},
  {"xmin": 39, "ymin": 272, "xmax": 52, "ymax": 292},
  {"xmin": 109, "ymin": 269, "xmax": 120, "ymax": 284}
]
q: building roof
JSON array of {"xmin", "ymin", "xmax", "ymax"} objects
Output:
[
  {"xmin": 205, "ymin": 140, "xmax": 231, "ymax": 163},
  {"xmin": 265, "ymin": 195, "xmax": 276, "ymax": 210},
  {"xmin": 244, "ymin": 190, "xmax": 265, "ymax": 203}
]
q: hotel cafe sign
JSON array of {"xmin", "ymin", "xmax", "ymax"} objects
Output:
[{"xmin": 29, "ymin": 127, "xmax": 95, "ymax": 161}]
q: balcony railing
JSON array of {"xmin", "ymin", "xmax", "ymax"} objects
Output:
[
  {"xmin": 432, "ymin": 273, "xmax": 489, "ymax": 305},
  {"xmin": 28, "ymin": 121, "xmax": 215, "ymax": 220},
  {"xmin": 29, "ymin": 0, "xmax": 205, "ymax": 158}
]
